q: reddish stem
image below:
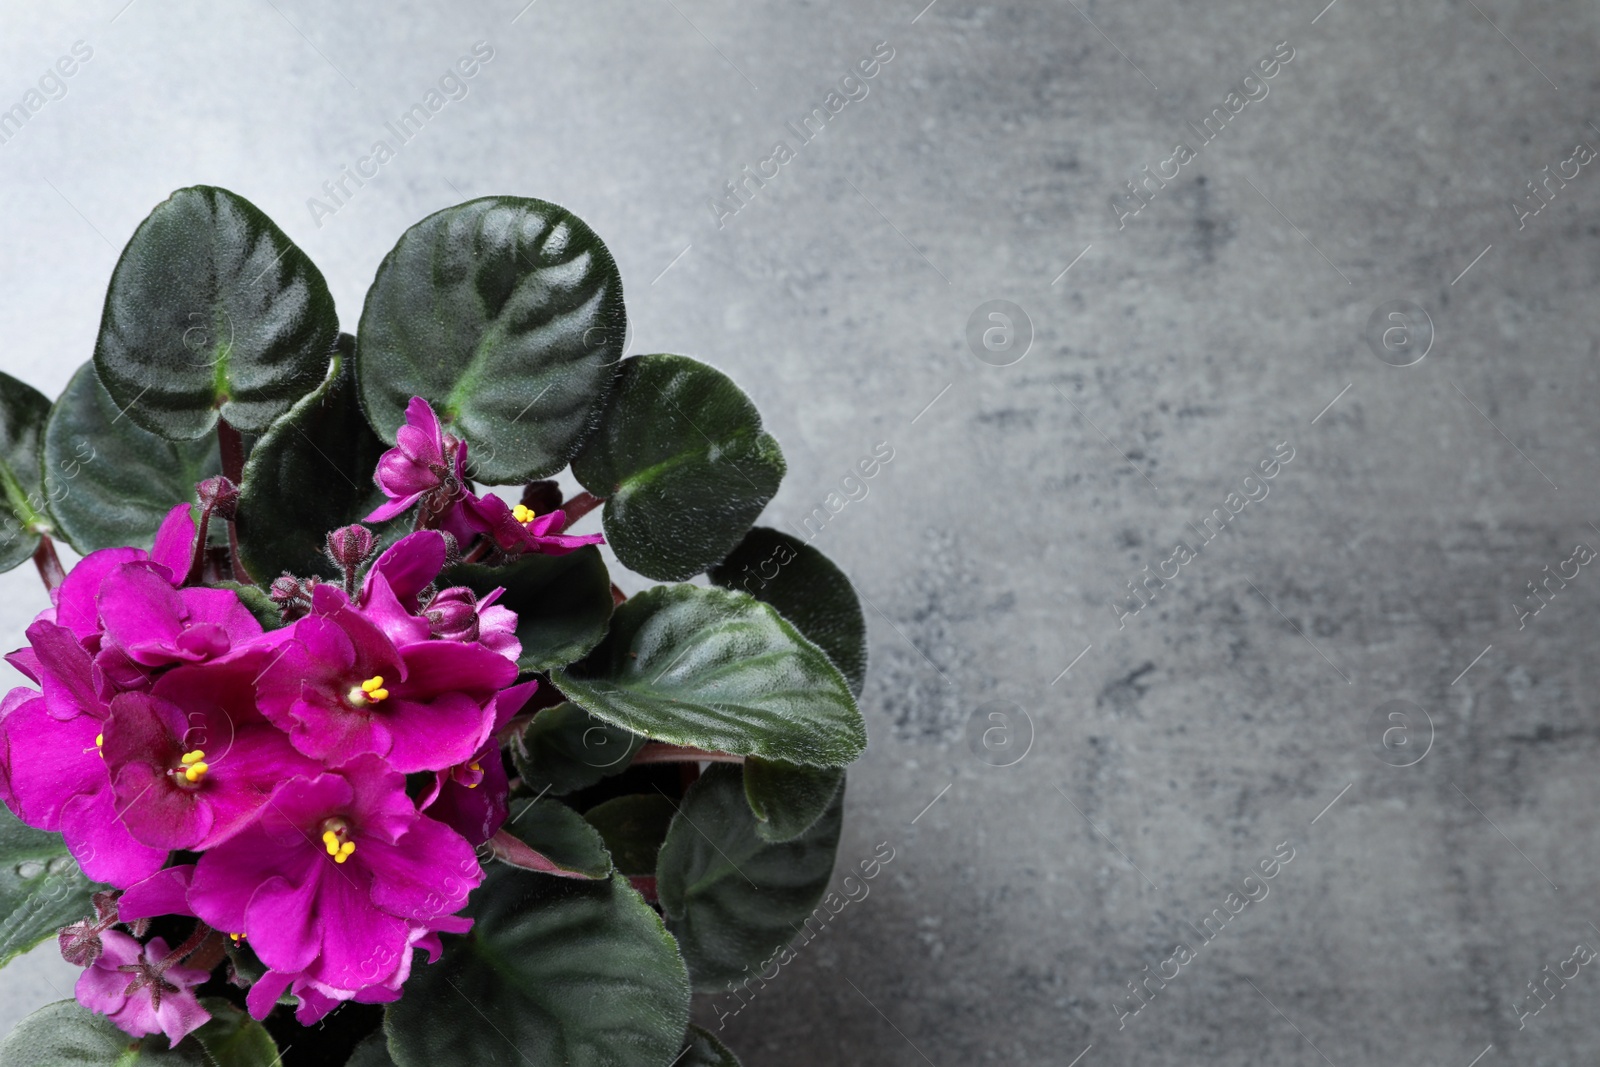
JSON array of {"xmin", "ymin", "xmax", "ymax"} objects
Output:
[
  {"xmin": 610, "ymin": 583, "xmax": 627, "ymax": 606},
  {"xmin": 216, "ymin": 419, "xmax": 246, "ymax": 486},
  {"xmin": 31, "ymin": 536, "xmax": 64, "ymax": 593},
  {"xmin": 631, "ymin": 743, "xmax": 744, "ymax": 766},
  {"xmin": 558, "ymin": 492, "xmax": 603, "ymax": 531}
]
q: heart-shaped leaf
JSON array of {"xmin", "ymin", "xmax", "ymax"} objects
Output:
[
  {"xmin": 571, "ymin": 355, "xmax": 785, "ymax": 581},
  {"xmin": 552, "ymin": 585, "xmax": 865, "ymax": 769},
  {"xmin": 193, "ymin": 998, "xmax": 279, "ymax": 1067},
  {"xmin": 356, "ymin": 197, "xmax": 625, "ymax": 484},
  {"xmin": 43, "ymin": 362, "xmax": 219, "ymax": 556},
  {"xmin": 93, "ymin": 186, "xmax": 337, "ymax": 440},
  {"xmin": 743, "ymin": 758, "xmax": 843, "ymax": 844},
  {"xmin": 449, "ymin": 546, "xmax": 612, "ymax": 673},
  {"xmin": 513, "ymin": 702, "xmax": 645, "ymax": 797},
  {"xmin": 0, "ymin": 1000, "xmax": 213, "ymax": 1065},
  {"xmin": 656, "ymin": 765, "xmax": 843, "ymax": 990},
  {"xmin": 679, "ymin": 1026, "xmax": 742, "ymax": 1066},
  {"xmin": 386, "ymin": 870, "xmax": 689, "ymax": 1067},
  {"xmin": 707, "ymin": 528, "xmax": 866, "ymax": 697},
  {"xmin": 236, "ymin": 334, "xmax": 392, "ymax": 582},
  {"xmin": 584, "ymin": 795, "xmax": 677, "ymax": 876},
  {"xmin": 492, "ymin": 798, "xmax": 612, "ymax": 880},
  {"xmin": 0, "ymin": 806, "xmax": 103, "ymax": 969},
  {"xmin": 0, "ymin": 371, "xmax": 52, "ymax": 573}
]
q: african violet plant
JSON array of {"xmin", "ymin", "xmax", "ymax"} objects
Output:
[{"xmin": 0, "ymin": 187, "xmax": 868, "ymax": 1066}]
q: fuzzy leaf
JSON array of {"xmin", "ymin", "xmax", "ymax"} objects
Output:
[
  {"xmin": 553, "ymin": 585, "xmax": 865, "ymax": 769},
  {"xmin": 572, "ymin": 355, "xmax": 784, "ymax": 581},
  {"xmin": 678, "ymin": 1026, "xmax": 742, "ymax": 1066},
  {"xmin": 656, "ymin": 765, "xmax": 843, "ymax": 991},
  {"xmin": 492, "ymin": 798, "xmax": 612, "ymax": 880},
  {"xmin": 193, "ymin": 998, "xmax": 279, "ymax": 1067},
  {"xmin": 0, "ymin": 370, "xmax": 52, "ymax": 572},
  {"xmin": 0, "ymin": 1000, "xmax": 212, "ymax": 1065},
  {"xmin": 512, "ymin": 702, "xmax": 645, "ymax": 797},
  {"xmin": 355, "ymin": 197, "xmax": 625, "ymax": 484},
  {"xmin": 43, "ymin": 362, "xmax": 219, "ymax": 556},
  {"xmin": 93, "ymin": 186, "xmax": 337, "ymax": 439},
  {"xmin": 0, "ymin": 807, "xmax": 103, "ymax": 970},
  {"xmin": 743, "ymin": 758, "xmax": 844, "ymax": 844},
  {"xmin": 235, "ymin": 334, "xmax": 392, "ymax": 581},
  {"xmin": 584, "ymin": 795, "xmax": 677, "ymax": 876},
  {"xmin": 386, "ymin": 871, "xmax": 689, "ymax": 1067},
  {"xmin": 448, "ymin": 546, "xmax": 612, "ymax": 674}
]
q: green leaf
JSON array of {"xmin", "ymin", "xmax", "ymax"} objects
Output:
[
  {"xmin": 707, "ymin": 527, "xmax": 866, "ymax": 697},
  {"xmin": 235, "ymin": 335, "xmax": 391, "ymax": 581},
  {"xmin": 657, "ymin": 765, "xmax": 843, "ymax": 991},
  {"xmin": 42, "ymin": 362, "xmax": 219, "ymax": 556},
  {"xmin": 386, "ymin": 870, "xmax": 689, "ymax": 1067},
  {"xmin": 678, "ymin": 1026, "xmax": 742, "ymax": 1067},
  {"xmin": 345, "ymin": 1033, "xmax": 397, "ymax": 1067},
  {"xmin": 93, "ymin": 185, "xmax": 337, "ymax": 440},
  {"xmin": 0, "ymin": 806, "xmax": 102, "ymax": 969},
  {"xmin": 355, "ymin": 197, "xmax": 625, "ymax": 484},
  {"xmin": 211, "ymin": 582, "xmax": 285, "ymax": 632},
  {"xmin": 493, "ymin": 798, "xmax": 612, "ymax": 880},
  {"xmin": 743, "ymin": 758, "xmax": 843, "ymax": 844},
  {"xmin": 512, "ymin": 702, "xmax": 644, "ymax": 797},
  {"xmin": 584, "ymin": 795, "xmax": 676, "ymax": 876},
  {"xmin": 0, "ymin": 1000, "xmax": 212, "ymax": 1065},
  {"xmin": 448, "ymin": 547, "xmax": 612, "ymax": 673},
  {"xmin": 571, "ymin": 355, "xmax": 785, "ymax": 581},
  {"xmin": 345, "ymin": 1033, "xmax": 397, "ymax": 1066},
  {"xmin": 552, "ymin": 585, "xmax": 865, "ymax": 769},
  {"xmin": 193, "ymin": 998, "xmax": 279, "ymax": 1067},
  {"xmin": 0, "ymin": 371, "xmax": 51, "ymax": 572}
]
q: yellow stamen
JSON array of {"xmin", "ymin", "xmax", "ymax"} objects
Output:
[
  {"xmin": 465, "ymin": 761, "xmax": 482, "ymax": 789},
  {"xmin": 229, "ymin": 932, "xmax": 246, "ymax": 943},
  {"xmin": 90, "ymin": 734, "xmax": 104, "ymax": 759},
  {"xmin": 180, "ymin": 749, "xmax": 205, "ymax": 765},
  {"xmin": 347, "ymin": 675, "xmax": 389, "ymax": 705},
  {"xmin": 183, "ymin": 761, "xmax": 209, "ymax": 783},
  {"xmin": 513, "ymin": 504, "xmax": 537, "ymax": 524},
  {"xmin": 322, "ymin": 829, "xmax": 341, "ymax": 856},
  {"xmin": 334, "ymin": 841, "xmax": 356, "ymax": 864}
]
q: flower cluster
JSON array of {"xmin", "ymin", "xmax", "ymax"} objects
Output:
[{"xmin": 0, "ymin": 398, "xmax": 592, "ymax": 1043}]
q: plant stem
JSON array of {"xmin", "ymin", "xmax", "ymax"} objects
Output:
[
  {"xmin": 216, "ymin": 419, "xmax": 246, "ymax": 486},
  {"xmin": 631, "ymin": 743, "xmax": 743, "ymax": 766},
  {"xmin": 558, "ymin": 491, "xmax": 603, "ymax": 530},
  {"xmin": 31, "ymin": 536, "xmax": 64, "ymax": 592}
]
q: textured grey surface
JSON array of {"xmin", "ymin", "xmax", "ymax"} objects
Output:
[{"xmin": 0, "ymin": 0, "xmax": 1597, "ymax": 1061}]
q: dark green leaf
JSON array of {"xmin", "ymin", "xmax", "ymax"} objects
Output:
[
  {"xmin": 494, "ymin": 798, "xmax": 612, "ymax": 879},
  {"xmin": 0, "ymin": 371, "xmax": 51, "ymax": 572},
  {"xmin": 657, "ymin": 765, "xmax": 843, "ymax": 990},
  {"xmin": 211, "ymin": 582, "xmax": 285, "ymax": 631},
  {"xmin": 345, "ymin": 1033, "xmax": 397, "ymax": 1067},
  {"xmin": 584, "ymin": 795, "xmax": 676, "ymax": 876},
  {"xmin": 0, "ymin": 1000, "xmax": 212, "ymax": 1065},
  {"xmin": 386, "ymin": 871, "xmax": 689, "ymax": 1067},
  {"xmin": 512, "ymin": 702, "xmax": 644, "ymax": 797},
  {"xmin": 707, "ymin": 527, "xmax": 866, "ymax": 697},
  {"xmin": 355, "ymin": 197, "xmax": 625, "ymax": 484},
  {"xmin": 193, "ymin": 998, "xmax": 279, "ymax": 1067},
  {"xmin": 448, "ymin": 547, "xmax": 612, "ymax": 673},
  {"xmin": 235, "ymin": 335, "xmax": 392, "ymax": 581},
  {"xmin": 553, "ymin": 585, "xmax": 865, "ymax": 769},
  {"xmin": 572, "ymin": 355, "xmax": 785, "ymax": 581},
  {"xmin": 0, "ymin": 806, "xmax": 102, "ymax": 969},
  {"xmin": 743, "ymin": 759, "xmax": 843, "ymax": 844},
  {"xmin": 678, "ymin": 1026, "xmax": 742, "ymax": 1067},
  {"xmin": 93, "ymin": 186, "xmax": 337, "ymax": 439},
  {"xmin": 42, "ymin": 362, "xmax": 219, "ymax": 556}
]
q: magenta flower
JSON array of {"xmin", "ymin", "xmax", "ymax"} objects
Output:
[
  {"xmin": 102, "ymin": 665, "xmax": 318, "ymax": 851},
  {"xmin": 187, "ymin": 756, "xmax": 481, "ymax": 997},
  {"xmin": 463, "ymin": 492, "xmax": 604, "ymax": 556},
  {"xmin": 75, "ymin": 930, "xmax": 210, "ymax": 1044},
  {"xmin": 422, "ymin": 679, "xmax": 538, "ymax": 845},
  {"xmin": 0, "ymin": 687, "xmax": 166, "ymax": 887},
  {"xmin": 256, "ymin": 585, "xmax": 516, "ymax": 773},
  {"xmin": 49, "ymin": 504, "xmax": 196, "ymax": 643},
  {"xmin": 365, "ymin": 397, "xmax": 468, "ymax": 525},
  {"xmin": 97, "ymin": 563, "xmax": 265, "ymax": 668}
]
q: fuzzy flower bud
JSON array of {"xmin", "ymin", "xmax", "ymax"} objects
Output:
[{"xmin": 195, "ymin": 476, "xmax": 239, "ymax": 521}]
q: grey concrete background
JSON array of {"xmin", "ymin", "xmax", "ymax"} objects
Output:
[{"xmin": 0, "ymin": 0, "xmax": 1596, "ymax": 1062}]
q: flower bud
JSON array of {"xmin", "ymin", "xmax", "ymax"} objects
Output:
[
  {"xmin": 325, "ymin": 525, "xmax": 376, "ymax": 571},
  {"xmin": 269, "ymin": 574, "xmax": 317, "ymax": 621},
  {"xmin": 195, "ymin": 476, "xmax": 240, "ymax": 521},
  {"xmin": 425, "ymin": 587, "xmax": 481, "ymax": 642},
  {"xmin": 58, "ymin": 921, "xmax": 102, "ymax": 967}
]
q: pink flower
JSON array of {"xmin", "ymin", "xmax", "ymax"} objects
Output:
[
  {"xmin": 256, "ymin": 586, "xmax": 516, "ymax": 773},
  {"xmin": 463, "ymin": 493, "xmax": 604, "ymax": 557},
  {"xmin": 365, "ymin": 397, "xmax": 468, "ymax": 527},
  {"xmin": 421, "ymin": 679, "xmax": 538, "ymax": 845},
  {"xmin": 74, "ymin": 930, "xmax": 210, "ymax": 1044},
  {"xmin": 187, "ymin": 756, "xmax": 481, "ymax": 999}
]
